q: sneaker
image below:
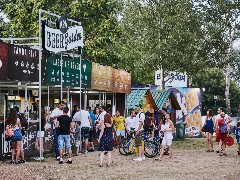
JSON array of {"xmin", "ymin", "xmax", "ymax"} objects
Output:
[
  {"xmin": 56, "ymin": 156, "xmax": 60, "ymax": 161},
  {"xmin": 142, "ymin": 156, "xmax": 146, "ymax": 161},
  {"xmin": 18, "ymin": 159, "xmax": 26, "ymax": 163},
  {"xmin": 66, "ymin": 160, "xmax": 72, "ymax": 164},
  {"xmin": 40, "ymin": 157, "xmax": 44, "ymax": 161},
  {"xmin": 59, "ymin": 160, "xmax": 64, "ymax": 164},
  {"xmin": 35, "ymin": 157, "xmax": 41, "ymax": 161},
  {"xmin": 133, "ymin": 157, "xmax": 142, "ymax": 162},
  {"xmin": 85, "ymin": 150, "xmax": 88, "ymax": 154},
  {"xmin": 10, "ymin": 160, "xmax": 15, "ymax": 164}
]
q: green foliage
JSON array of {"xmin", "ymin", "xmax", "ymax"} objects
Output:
[
  {"xmin": 192, "ymin": 67, "xmax": 240, "ymax": 116},
  {"xmin": 0, "ymin": 0, "xmax": 123, "ymax": 65}
]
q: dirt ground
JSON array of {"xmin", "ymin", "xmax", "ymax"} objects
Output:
[{"xmin": 0, "ymin": 138, "xmax": 239, "ymax": 180}]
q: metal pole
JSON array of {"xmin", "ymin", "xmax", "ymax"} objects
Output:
[
  {"xmin": 48, "ymin": 86, "xmax": 50, "ymax": 119},
  {"xmin": 80, "ymin": 55, "xmax": 82, "ymax": 109},
  {"xmin": 99, "ymin": 91, "xmax": 101, "ymax": 107},
  {"xmin": 84, "ymin": 89, "xmax": 87, "ymax": 110},
  {"xmin": 38, "ymin": 9, "xmax": 42, "ymax": 161},
  {"xmin": 61, "ymin": 53, "xmax": 63, "ymax": 101}
]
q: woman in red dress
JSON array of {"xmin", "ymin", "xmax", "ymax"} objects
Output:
[{"xmin": 216, "ymin": 112, "xmax": 228, "ymax": 156}]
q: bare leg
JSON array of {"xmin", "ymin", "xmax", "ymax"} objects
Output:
[
  {"xmin": 107, "ymin": 151, "xmax": 112, "ymax": 165},
  {"xmin": 59, "ymin": 148, "xmax": 63, "ymax": 159},
  {"xmin": 138, "ymin": 146, "xmax": 142, "ymax": 158},
  {"xmin": 20, "ymin": 141, "xmax": 25, "ymax": 160},
  {"xmin": 100, "ymin": 151, "xmax": 104, "ymax": 166},
  {"xmin": 222, "ymin": 140, "xmax": 226, "ymax": 154},
  {"xmin": 68, "ymin": 149, "xmax": 72, "ymax": 158},
  {"xmin": 155, "ymin": 145, "xmax": 164, "ymax": 160},
  {"xmin": 35, "ymin": 137, "xmax": 40, "ymax": 152},
  {"xmin": 209, "ymin": 133, "xmax": 213, "ymax": 150},
  {"xmin": 76, "ymin": 147, "xmax": 79, "ymax": 154},
  {"xmin": 11, "ymin": 142, "xmax": 16, "ymax": 161},
  {"xmin": 206, "ymin": 132, "xmax": 210, "ymax": 150},
  {"xmin": 15, "ymin": 141, "xmax": 21, "ymax": 161},
  {"xmin": 168, "ymin": 146, "xmax": 172, "ymax": 159},
  {"xmin": 85, "ymin": 139, "xmax": 89, "ymax": 151}
]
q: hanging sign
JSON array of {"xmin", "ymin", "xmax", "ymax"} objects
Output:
[
  {"xmin": 44, "ymin": 54, "xmax": 91, "ymax": 88},
  {"xmin": 43, "ymin": 16, "xmax": 84, "ymax": 53},
  {"xmin": 165, "ymin": 71, "xmax": 188, "ymax": 87},
  {"xmin": 155, "ymin": 70, "xmax": 162, "ymax": 86},
  {"xmin": 7, "ymin": 44, "xmax": 45, "ymax": 82},
  {"xmin": 113, "ymin": 69, "xmax": 131, "ymax": 94},
  {"xmin": 0, "ymin": 42, "xmax": 8, "ymax": 80}
]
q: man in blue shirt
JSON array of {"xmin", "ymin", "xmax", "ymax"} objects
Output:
[
  {"xmin": 87, "ymin": 106, "xmax": 96, "ymax": 151},
  {"xmin": 236, "ymin": 121, "xmax": 240, "ymax": 155}
]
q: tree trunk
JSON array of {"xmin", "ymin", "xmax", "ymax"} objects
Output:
[{"xmin": 225, "ymin": 63, "xmax": 231, "ymax": 115}]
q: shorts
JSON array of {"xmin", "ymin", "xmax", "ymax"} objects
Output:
[
  {"xmin": 37, "ymin": 131, "xmax": 45, "ymax": 138},
  {"xmin": 135, "ymin": 131, "xmax": 144, "ymax": 147},
  {"xmin": 116, "ymin": 130, "xmax": 125, "ymax": 137},
  {"xmin": 162, "ymin": 138, "xmax": 172, "ymax": 146},
  {"xmin": 81, "ymin": 127, "xmax": 90, "ymax": 140},
  {"xmin": 89, "ymin": 128, "xmax": 95, "ymax": 142},
  {"xmin": 11, "ymin": 129, "xmax": 22, "ymax": 142},
  {"xmin": 58, "ymin": 135, "xmax": 71, "ymax": 150},
  {"xmin": 75, "ymin": 140, "xmax": 81, "ymax": 148}
]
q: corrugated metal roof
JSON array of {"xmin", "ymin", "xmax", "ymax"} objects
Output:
[
  {"xmin": 127, "ymin": 89, "xmax": 147, "ymax": 109},
  {"xmin": 150, "ymin": 90, "xmax": 171, "ymax": 109}
]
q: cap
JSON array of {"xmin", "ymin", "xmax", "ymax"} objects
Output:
[{"xmin": 135, "ymin": 104, "xmax": 142, "ymax": 108}]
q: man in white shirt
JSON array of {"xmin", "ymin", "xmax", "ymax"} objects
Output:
[
  {"xmin": 94, "ymin": 105, "xmax": 107, "ymax": 140},
  {"xmin": 73, "ymin": 106, "xmax": 91, "ymax": 153},
  {"xmin": 133, "ymin": 104, "xmax": 145, "ymax": 162},
  {"xmin": 125, "ymin": 110, "xmax": 137, "ymax": 134},
  {"xmin": 50, "ymin": 101, "xmax": 65, "ymax": 160}
]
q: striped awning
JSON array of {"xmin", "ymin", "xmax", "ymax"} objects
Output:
[
  {"xmin": 150, "ymin": 90, "xmax": 171, "ymax": 109},
  {"xmin": 127, "ymin": 89, "xmax": 148, "ymax": 109}
]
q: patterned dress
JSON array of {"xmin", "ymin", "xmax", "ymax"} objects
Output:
[{"xmin": 98, "ymin": 124, "xmax": 114, "ymax": 151}]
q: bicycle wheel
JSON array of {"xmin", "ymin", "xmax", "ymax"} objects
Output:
[
  {"xmin": 118, "ymin": 138, "xmax": 131, "ymax": 156},
  {"xmin": 144, "ymin": 140, "xmax": 158, "ymax": 158}
]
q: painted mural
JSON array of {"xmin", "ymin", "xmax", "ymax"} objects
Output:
[{"xmin": 168, "ymin": 88, "xmax": 202, "ymax": 137}]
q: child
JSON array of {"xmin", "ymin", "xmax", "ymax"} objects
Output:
[
  {"xmin": 74, "ymin": 122, "xmax": 81, "ymax": 155},
  {"xmin": 236, "ymin": 121, "xmax": 240, "ymax": 155}
]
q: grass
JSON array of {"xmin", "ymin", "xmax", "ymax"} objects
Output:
[{"xmin": 173, "ymin": 138, "xmax": 207, "ymax": 150}]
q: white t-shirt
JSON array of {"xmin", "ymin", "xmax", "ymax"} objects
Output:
[
  {"xmin": 50, "ymin": 108, "xmax": 63, "ymax": 125},
  {"xmin": 161, "ymin": 121, "xmax": 173, "ymax": 140},
  {"xmin": 136, "ymin": 112, "xmax": 145, "ymax": 131},
  {"xmin": 73, "ymin": 110, "xmax": 90, "ymax": 127},
  {"xmin": 215, "ymin": 114, "xmax": 229, "ymax": 122},
  {"xmin": 125, "ymin": 116, "xmax": 137, "ymax": 131},
  {"xmin": 97, "ymin": 110, "xmax": 107, "ymax": 128}
]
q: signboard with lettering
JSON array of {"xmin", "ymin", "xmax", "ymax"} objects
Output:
[
  {"xmin": 165, "ymin": 71, "xmax": 188, "ymax": 88},
  {"xmin": 113, "ymin": 69, "xmax": 131, "ymax": 94},
  {"xmin": 7, "ymin": 44, "xmax": 44, "ymax": 82},
  {"xmin": 155, "ymin": 70, "xmax": 162, "ymax": 86},
  {"xmin": 44, "ymin": 54, "xmax": 91, "ymax": 88},
  {"xmin": 0, "ymin": 42, "xmax": 8, "ymax": 80},
  {"xmin": 91, "ymin": 62, "xmax": 114, "ymax": 92},
  {"xmin": 43, "ymin": 15, "xmax": 84, "ymax": 53}
]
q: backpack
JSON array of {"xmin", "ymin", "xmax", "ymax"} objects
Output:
[{"xmin": 220, "ymin": 122, "xmax": 227, "ymax": 134}]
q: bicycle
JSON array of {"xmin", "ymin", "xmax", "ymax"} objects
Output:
[{"xmin": 118, "ymin": 128, "xmax": 158, "ymax": 158}]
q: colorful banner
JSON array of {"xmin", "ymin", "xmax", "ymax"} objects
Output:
[
  {"xmin": 0, "ymin": 43, "xmax": 8, "ymax": 80},
  {"xmin": 44, "ymin": 54, "xmax": 91, "ymax": 88},
  {"xmin": 7, "ymin": 44, "xmax": 42, "ymax": 82}
]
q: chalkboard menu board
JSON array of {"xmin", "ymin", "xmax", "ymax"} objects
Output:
[
  {"xmin": 7, "ymin": 44, "xmax": 43, "ymax": 82},
  {"xmin": 0, "ymin": 43, "xmax": 8, "ymax": 80},
  {"xmin": 44, "ymin": 54, "xmax": 91, "ymax": 88}
]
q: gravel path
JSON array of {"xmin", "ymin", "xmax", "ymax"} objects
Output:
[{"xmin": 0, "ymin": 138, "xmax": 239, "ymax": 180}]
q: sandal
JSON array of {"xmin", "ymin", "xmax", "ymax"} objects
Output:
[
  {"xmin": 154, "ymin": 158, "xmax": 161, "ymax": 161},
  {"xmin": 223, "ymin": 153, "xmax": 227, "ymax": 156},
  {"xmin": 99, "ymin": 164, "xmax": 103, "ymax": 167},
  {"xmin": 210, "ymin": 149, "xmax": 214, "ymax": 152}
]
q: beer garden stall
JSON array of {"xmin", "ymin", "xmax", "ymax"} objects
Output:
[{"xmin": 0, "ymin": 10, "xmax": 131, "ymax": 160}]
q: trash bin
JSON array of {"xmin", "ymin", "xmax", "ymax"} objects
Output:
[{"xmin": 176, "ymin": 122, "xmax": 186, "ymax": 139}]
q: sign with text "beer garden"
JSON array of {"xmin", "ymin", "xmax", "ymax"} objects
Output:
[
  {"xmin": 43, "ymin": 16, "xmax": 84, "ymax": 53},
  {"xmin": 44, "ymin": 54, "xmax": 91, "ymax": 88}
]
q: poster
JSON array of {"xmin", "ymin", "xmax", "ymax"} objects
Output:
[
  {"xmin": 0, "ymin": 42, "xmax": 8, "ymax": 80},
  {"xmin": 44, "ymin": 54, "xmax": 91, "ymax": 88},
  {"xmin": 113, "ymin": 69, "xmax": 131, "ymax": 94},
  {"xmin": 7, "ymin": 44, "xmax": 42, "ymax": 82}
]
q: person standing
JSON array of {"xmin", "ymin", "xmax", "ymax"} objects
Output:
[
  {"xmin": 73, "ymin": 106, "xmax": 91, "ymax": 153},
  {"xmin": 205, "ymin": 109, "xmax": 215, "ymax": 152},
  {"xmin": 133, "ymin": 104, "xmax": 145, "ymax": 162},
  {"xmin": 155, "ymin": 113, "xmax": 174, "ymax": 161},
  {"xmin": 5, "ymin": 108, "xmax": 25, "ymax": 164},
  {"xmin": 158, "ymin": 108, "xmax": 167, "ymax": 129},
  {"xmin": 96, "ymin": 106, "xmax": 107, "ymax": 140},
  {"xmin": 125, "ymin": 110, "xmax": 137, "ymax": 136},
  {"xmin": 236, "ymin": 121, "xmax": 240, "ymax": 155},
  {"xmin": 35, "ymin": 109, "xmax": 47, "ymax": 160},
  {"xmin": 215, "ymin": 107, "xmax": 232, "ymax": 153},
  {"xmin": 56, "ymin": 107, "xmax": 74, "ymax": 164},
  {"xmin": 74, "ymin": 121, "xmax": 81, "ymax": 155},
  {"xmin": 98, "ymin": 113, "xmax": 114, "ymax": 167},
  {"xmin": 87, "ymin": 106, "xmax": 96, "ymax": 151},
  {"xmin": 50, "ymin": 101, "xmax": 66, "ymax": 160},
  {"xmin": 71, "ymin": 105, "xmax": 78, "ymax": 118},
  {"xmin": 216, "ymin": 112, "xmax": 228, "ymax": 156},
  {"xmin": 113, "ymin": 110, "xmax": 126, "ymax": 144}
]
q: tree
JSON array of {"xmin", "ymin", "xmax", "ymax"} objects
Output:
[
  {"xmin": 0, "ymin": 0, "xmax": 122, "ymax": 65},
  {"xmin": 192, "ymin": 67, "xmax": 240, "ymax": 116}
]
